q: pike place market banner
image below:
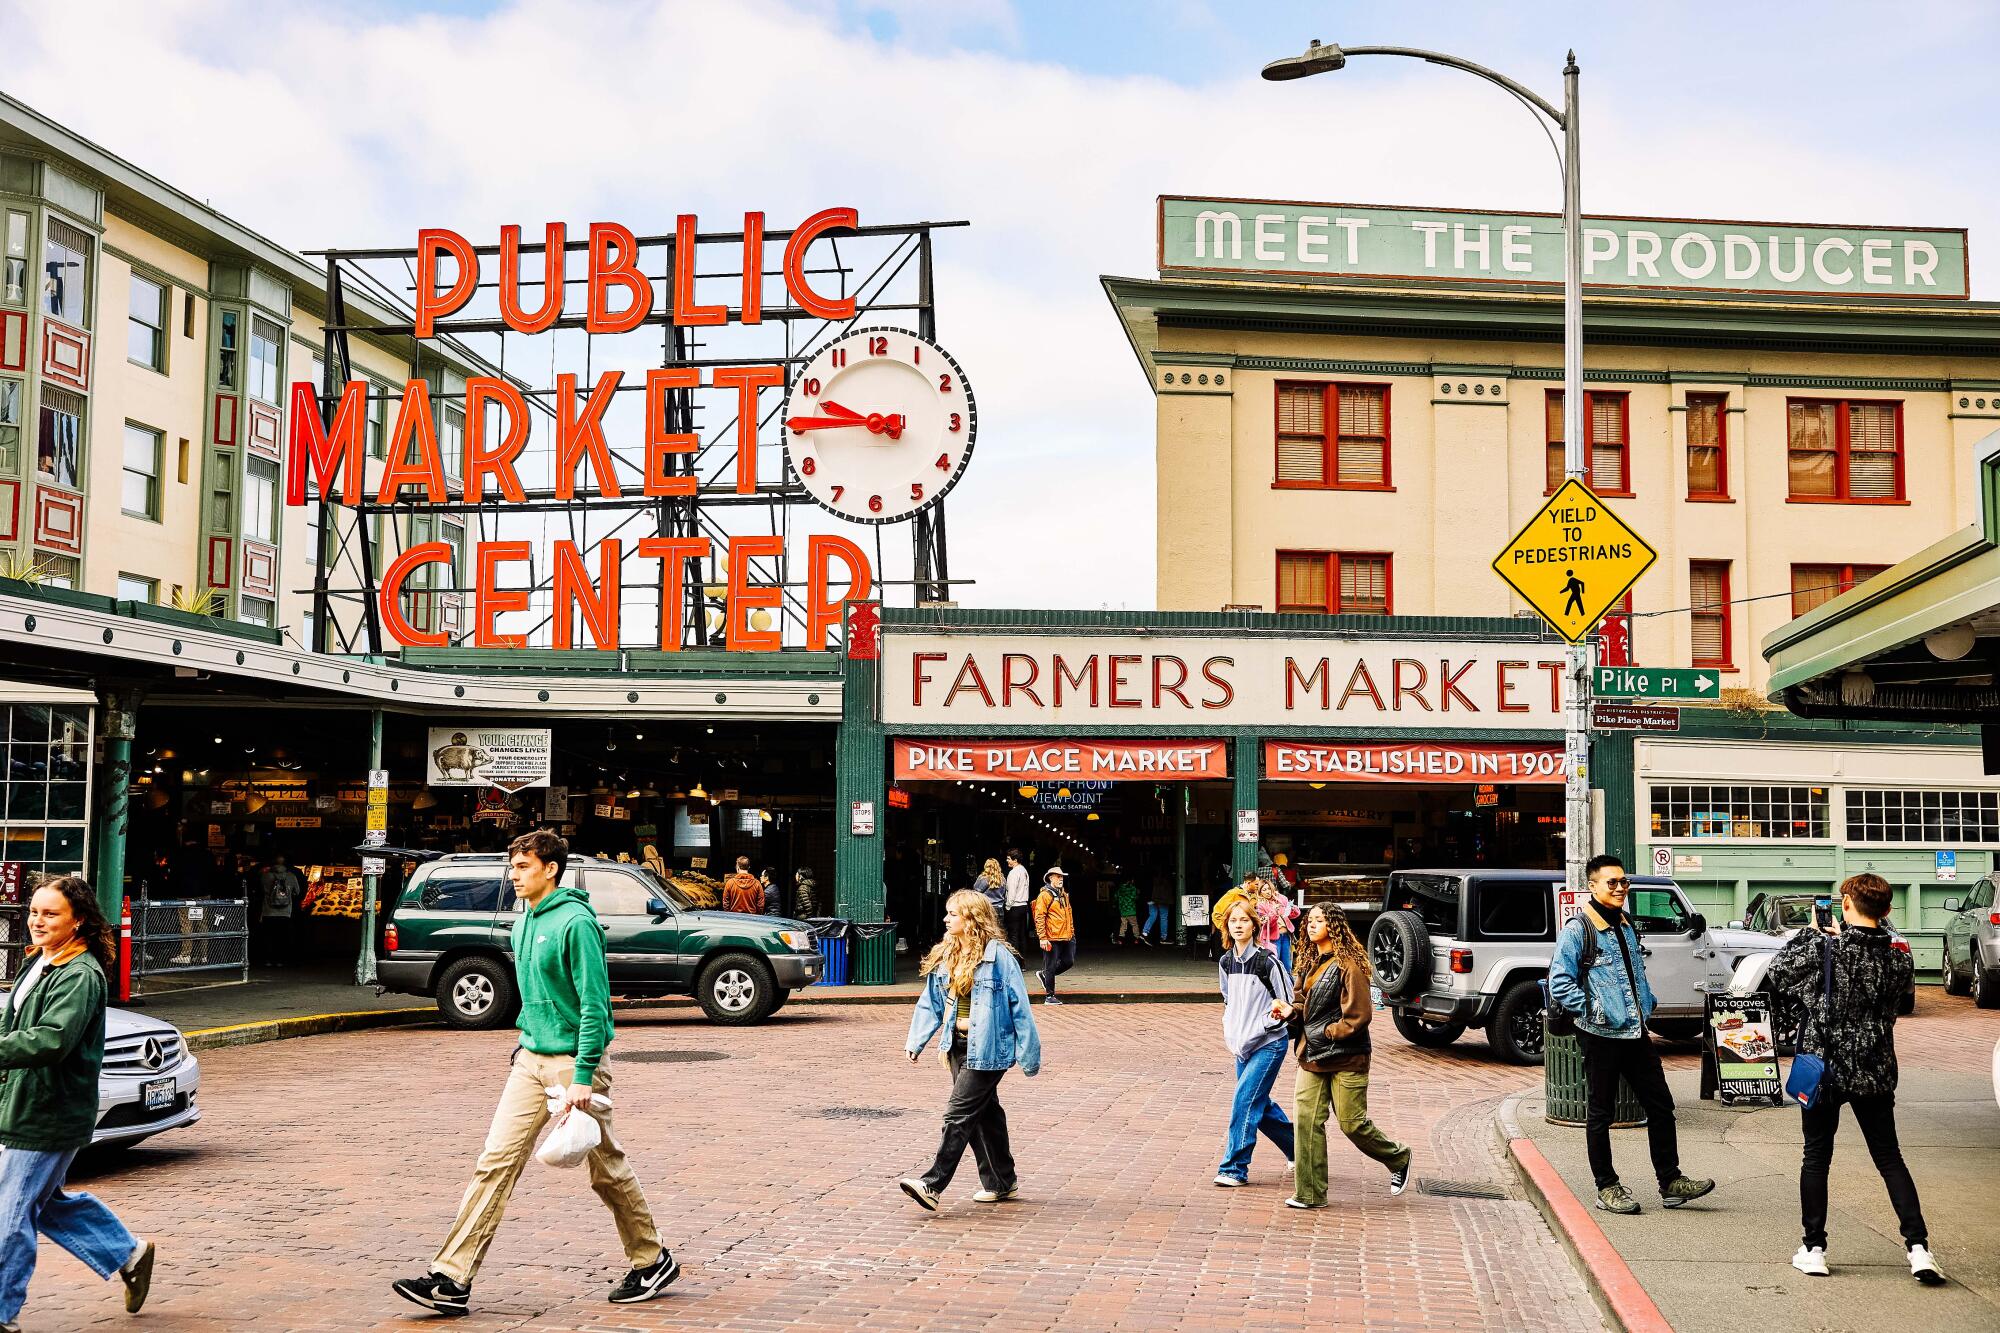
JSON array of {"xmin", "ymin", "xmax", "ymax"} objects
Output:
[
  {"xmin": 1159, "ymin": 197, "xmax": 1970, "ymax": 300},
  {"xmin": 882, "ymin": 635, "xmax": 1567, "ymax": 729},
  {"xmin": 1265, "ymin": 741, "xmax": 1563, "ymax": 785},
  {"xmin": 895, "ymin": 740, "xmax": 1228, "ymax": 782}
]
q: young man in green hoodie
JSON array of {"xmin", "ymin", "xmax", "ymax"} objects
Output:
[{"xmin": 394, "ymin": 830, "xmax": 677, "ymax": 1316}]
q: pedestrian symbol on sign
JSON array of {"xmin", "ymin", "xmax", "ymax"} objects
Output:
[{"xmin": 1562, "ymin": 570, "xmax": 1586, "ymax": 617}]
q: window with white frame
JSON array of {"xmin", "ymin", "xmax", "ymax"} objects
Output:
[
  {"xmin": 0, "ymin": 702, "xmax": 92, "ymax": 885},
  {"xmin": 1846, "ymin": 788, "xmax": 2000, "ymax": 845},
  {"xmin": 240, "ymin": 596, "xmax": 274, "ymax": 628},
  {"xmin": 122, "ymin": 422, "xmax": 162, "ymax": 519},
  {"xmin": 128, "ymin": 273, "xmax": 167, "ymax": 370},
  {"xmin": 116, "ymin": 573, "xmax": 157, "ymax": 604},
  {"xmin": 245, "ymin": 458, "xmax": 279, "ymax": 542},
  {"xmin": 42, "ymin": 217, "xmax": 91, "ymax": 327},
  {"xmin": 1649, "ymin": 784, "xmax": 1829, "ymax": 840},
  {"xmin": 249, "ymin": 316, "xmax": 283, "ymax": 404}
]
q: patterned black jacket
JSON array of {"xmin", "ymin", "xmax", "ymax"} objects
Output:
[{"xmin": 1765, "ymin": 924, "xmax": 1911, "ymax": 1097}]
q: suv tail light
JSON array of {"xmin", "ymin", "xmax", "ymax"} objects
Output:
[
  {"xmin": 1890, "ymin": 938, "xmax": 1910, "ymax": 954},
  {"xmin": 1989, "ymin": 912, "xmax": 2000, "ymax": 927},
  {"xmin": 1450, "ymin": 948, "xmax": 1474, "ymax": 974},
  {"xmin": 384, "ymin": 923, "xmax": 398, "ymax": 954}
]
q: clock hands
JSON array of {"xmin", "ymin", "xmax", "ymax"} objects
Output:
[{"xmin": 787, "ymin": 399, "xmax": 905, "ymax": 440}]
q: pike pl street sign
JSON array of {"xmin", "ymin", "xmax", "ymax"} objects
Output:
[
  {"xmin": 1491, "ymin": 479, "xmax": 1657, "ymax": 643},
  {"xmin": 1594, "ymin": 666, "xmax": 1720, "ymax": 700}
]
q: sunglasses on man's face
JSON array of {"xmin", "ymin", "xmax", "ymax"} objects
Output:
[{"xmin": 1599, "ymin": 877, "xmax": 1631, "ymax": 889}]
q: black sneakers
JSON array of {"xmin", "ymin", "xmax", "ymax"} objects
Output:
[
  {"xmin": 608, "ymin": 1250, "xmax": 681, "ymax": 1304},
  {"xmin": 391, "ymin": 1273, "xmax": 470, "ymax": 1317}
]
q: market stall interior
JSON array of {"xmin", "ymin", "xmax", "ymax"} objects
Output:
[{"xmin": 120, "ymin": 708, "xmax": 835, "ymax": 983}]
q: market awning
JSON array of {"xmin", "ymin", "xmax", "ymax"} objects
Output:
[{"xmin": 1763, "ymin": 427, "xmax": 2000, "ymax": 721}]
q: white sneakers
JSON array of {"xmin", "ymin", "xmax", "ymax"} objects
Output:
[
  {"xmin": 1212, "ymin": 1174, "xmax": 1246, "ymax": 1188},
  {"xmin": 1791, "ymin": 1243, "xmax": 1946, "ymax": 1285},
  {"xmin": 1909, "ymin": 1244, "xmax": 1947, "ymax": 1285}
]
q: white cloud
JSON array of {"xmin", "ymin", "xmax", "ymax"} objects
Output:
[{"xmin": 7, "ymin": 0, "xmax": 1995, "ymax": 615}]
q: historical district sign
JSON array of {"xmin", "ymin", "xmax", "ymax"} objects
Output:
[
  {"xmin": 1492, "ymin": 479, "xmax": 1657, "ymax": 643},
  {"xmin": 1158, "ymin": 197, "xmax": 1970, "ymax": 299}
]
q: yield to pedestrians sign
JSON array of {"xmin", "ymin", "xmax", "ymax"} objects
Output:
[{"xmin": 1491, "ymin": 478, "xmax": 1657, "ymax": 642}]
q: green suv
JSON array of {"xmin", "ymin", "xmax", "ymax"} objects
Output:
[{"xmin": 376, "ymin": 852, "xmax": 821, "ymax": 1027}]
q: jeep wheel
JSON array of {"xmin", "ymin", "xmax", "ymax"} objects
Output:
[
  {"xmin": 1943, "ymin": 944, "xmax": 1971, "ymax": 996},
  {"xmin": 1897, "ymin": 985, "xmax": 1917, "ymax": 1016},
  {"xmin": 1391, "ymin": 1011, "xmax": 1467, "ymax": 1048},
  {"xmin": 1487, "ymin": 980, "xmax": 1547, "ymax": 1065},
  {"xmin": 437, "ymin": 956, "xmax": 518, "ymax": 1030},
  {"xmin": 1975, "ymin": 960, "xmax": 2000, "ymax": 1011},
  {"xmin": 1367, "ymin": 912, "xmax": 1432, "ymax": 1000},
  {"xmin": 696, "ymin": 953, "xmax": 778, "ymax": 1025}
]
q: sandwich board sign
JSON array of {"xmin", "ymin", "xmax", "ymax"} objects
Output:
[{"xmin": 1492, "ymin": 479, "xmax": 1657, "ymax": 642}]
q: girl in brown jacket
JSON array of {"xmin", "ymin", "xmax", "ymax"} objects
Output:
[{"xmin": 1271, "ymin": 904, "xmax": 1412, "ymax": 1208}]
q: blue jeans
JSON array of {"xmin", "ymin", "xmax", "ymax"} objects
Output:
[
  {"xmin": 0, "ymin": 1147, "xmax": 137, "ymax": 1322},
  {"xmin": 1142, "ymin": 903, "xmax": 1168, "ymax": 938},
  {"xmin": 1274, "ymin": 934, "xmax": 1293, "ymax": 972},
  {"xmin": 1218, "ymin": 1038, "xmax": 1294, "ymax": 1180}
]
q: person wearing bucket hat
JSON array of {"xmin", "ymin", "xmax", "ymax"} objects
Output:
[{"xmin": 1033, "ymin": 866, "xmax": 1078, "ymax": 1004}]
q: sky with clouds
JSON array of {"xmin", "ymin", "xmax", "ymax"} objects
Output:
[{"xmin": 5, "ymin": 0, "xmax": 1999, "ymax": 614}]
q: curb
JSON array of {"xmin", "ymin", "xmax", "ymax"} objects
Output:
[
  {"xmin": 180, "ymin": 986, "xmax": 1218, "ymax": 1051},
  {"xmin": 1496, "ymin": 1092, "xmax": 1674, "ymax": 1333}
]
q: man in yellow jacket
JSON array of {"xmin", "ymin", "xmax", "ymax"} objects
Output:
[{"xmin": 1032, "ymin": 867, "xmax": 1077, "ymax": 1005}]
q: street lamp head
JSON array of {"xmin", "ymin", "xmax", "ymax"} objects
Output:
[{"xmin": 1262, "ymin": 39, "xmax": 1345, "ymax": 81}]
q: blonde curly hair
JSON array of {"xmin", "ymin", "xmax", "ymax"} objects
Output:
[{"xmin": 920, "ymin": 889, "xmax": 1014, "ymax": 997}]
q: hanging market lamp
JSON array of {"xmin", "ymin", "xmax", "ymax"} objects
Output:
[
  {"xmin": 412, "ymin": 790, "xmax": 438, "ymax": 810},
  {"xmin": 1018, "ymin": 785, "xmax": 1038, "ymax": 799},
  {"xmin": 1056, "ymin": 787, "xmax": 1072, "ymax": 799},
  {"xmin": 1309, "ymin": 782, "xmax": 1326, "ymax": 790},
  {"xmin": 1086, "ymin": 812, "xmax": 1100, "ymax": 821},
  {"xmin": 760, "ymin": 809, "xmax": 773, "ymax": 822},
  {"xmin": 690, "ymin": 781, "xmax": 709, "ymax": 800}
]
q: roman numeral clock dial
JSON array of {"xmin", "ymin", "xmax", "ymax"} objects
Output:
[{"xmin": 783, "ymin": 327, "xmax": 976, "ymax": 525}]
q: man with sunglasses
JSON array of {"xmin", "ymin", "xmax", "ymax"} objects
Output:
[{"xmin": 1549, "ymin": 854, "xmax": 1716, "ymax": 1216}]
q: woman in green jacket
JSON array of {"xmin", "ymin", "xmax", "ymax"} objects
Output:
[{"xmin": 0, "ymin": 876, "xmax": 154, "ymax": 1330}]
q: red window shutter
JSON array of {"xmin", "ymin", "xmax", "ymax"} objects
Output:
[{"xmin": 1276, "ymin": 384, "xmax": 1327, "ymax": 484}]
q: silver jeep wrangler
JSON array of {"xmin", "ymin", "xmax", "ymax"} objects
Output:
[{"xmin": 1365, "ymin": 869, "xmax": 1774, "ymax": 1065}]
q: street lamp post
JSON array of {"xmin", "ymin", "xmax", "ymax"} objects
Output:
[{"xmin": 1263, "ymin": 42, "xmax": 1594, "ymax": 896}]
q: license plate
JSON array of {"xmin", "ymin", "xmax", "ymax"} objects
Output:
[{"xmin": 141, "ymin": 1077, "xmax": 175, "ymax": 1111}]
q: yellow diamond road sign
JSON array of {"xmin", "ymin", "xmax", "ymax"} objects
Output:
[{"xmin": 1492, "ymin": 478, "xmax": 1658, "ymax": 643}]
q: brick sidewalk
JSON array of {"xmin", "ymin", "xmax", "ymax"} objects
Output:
[{"xmin": 34, "ymin": 1004, "xmax": 1602, "ymax": 1331}]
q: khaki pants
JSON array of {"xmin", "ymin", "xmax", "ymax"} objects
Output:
[
  {"xmin": 431, "ymin": 1050, "xmax": 662, "ymax": 1285},
  {"xmin": 1293, "ymin": 1067, "xmax": 1409, "ymax": 1207}
]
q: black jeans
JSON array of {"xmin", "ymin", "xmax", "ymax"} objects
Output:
[
  {"xmin": 923, "ymin": 1036, "xmax": 1015, "ymax": 1194},
  {"xmin": 1799, "ymin": 1086, "xmax": 1927, "ymax": 1251},
  {"xmin": 1581, "ymin": 1031, "xmax": 1681, "ymax": 1191},
  {"xmin": 1005, "ymin": 906, "xmax": 1033, "ymax": 959},
  {"xmin": 1039, "ymin": 939, "xmax": 1076, "ymax": 996}
]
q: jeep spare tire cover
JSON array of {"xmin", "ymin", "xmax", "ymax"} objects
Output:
[{"xmin": 1369, "ymin": 911, "xmax": 1432, "ymax": 999}]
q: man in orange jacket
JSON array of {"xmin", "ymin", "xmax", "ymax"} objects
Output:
[
  {"xmin": 1033, "ymin": 867, "xmax": 1077, "ymax": 1005},
  {"xmin": 721, "ymin": 856, "xmax": 764, "ymax": 914}
]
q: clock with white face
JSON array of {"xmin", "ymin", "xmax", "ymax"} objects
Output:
[{"xmin": 782, "ymin": 327, "xmax": 976, "ymax": 525}]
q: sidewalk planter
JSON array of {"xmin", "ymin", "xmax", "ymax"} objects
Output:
[
  {"xmin": 806, "ymin": 918, "xmax": 850, "ymax": 986},
  {"xmin": 850, "ymin": 921, "xmax": 897, "ymax": 985},
  {"xmin": 1543, "ymin": 1031, "xmax": 1646, "ymax": 1127}
]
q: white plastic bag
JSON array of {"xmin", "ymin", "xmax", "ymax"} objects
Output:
[{"xmin": 536, "ymin": 1086, "xmax": 612, "ymax": 1168}]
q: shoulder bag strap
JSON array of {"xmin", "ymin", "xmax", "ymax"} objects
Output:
[{"xmin": 1816, "ymin": 933, "xmax": 1838, "ymax": 1041}]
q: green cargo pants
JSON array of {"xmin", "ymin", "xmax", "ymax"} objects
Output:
[{"xmin": 1293, "ymin": 1067, "xmax": 1410, "ymax": 1206}]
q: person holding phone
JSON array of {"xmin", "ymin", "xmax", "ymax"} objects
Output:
[
  {"xmin": 1548, "ymin": 855, "xmax": 1715, "ymax": 1216},
  {"xmin": 1766, "ymin": 873, "xmax": 1942, "ymax": 1284}
]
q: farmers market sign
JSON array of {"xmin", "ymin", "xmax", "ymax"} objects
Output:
[{"xmin": 1159, "ymin": 197, "xmax": 1970, "ymax": 299}]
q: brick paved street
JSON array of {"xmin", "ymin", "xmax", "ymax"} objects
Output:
[{"xmin": 30, "ymin": 998, "xmax": 1612, "ymax": 1333}]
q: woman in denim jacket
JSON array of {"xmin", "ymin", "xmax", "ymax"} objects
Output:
[{"xmin": 898, "ymin": 891, "xmax": 1042, "ymax": 1212}]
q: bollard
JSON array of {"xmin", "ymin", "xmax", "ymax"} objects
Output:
[{"xmin": 118, "ymin": 895, "xmax": 134, "ymax": 1003}]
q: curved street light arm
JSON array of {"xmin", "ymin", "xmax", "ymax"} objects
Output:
[{"xmin": 1337, "ymin": 45, "xmax": 1565, "ymax": 126}]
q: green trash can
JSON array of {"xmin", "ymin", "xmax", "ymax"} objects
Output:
[
  {"xmin": 851, "ymin": 921, "xmax": 898, "ymax": 986},
  {"xmin": 1544, "ymin": 1030, "xmax": 1647, "ymax": 1127}
]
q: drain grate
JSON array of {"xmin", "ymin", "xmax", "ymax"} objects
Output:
[
  {"xmin": 819, "ymin": 1106, "xmax": 906, "ymax": 1120},
  {"xmin": 1416, "ymin": 1178, "xmax": 1511, "ymax": 1200},
  {"xmin": 619, "ymin": 1050, "xmax": 729, "ymax": 1064}
]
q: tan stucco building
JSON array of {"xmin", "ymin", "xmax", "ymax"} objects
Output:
[{"xmin": 1107, "ymin": 197, "xmax": 2000, "ymax": 694}]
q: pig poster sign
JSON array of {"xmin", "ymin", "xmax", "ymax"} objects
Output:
[{"xmin": 427, "ymin": 727, "xmax": 552, "ymax": 791}]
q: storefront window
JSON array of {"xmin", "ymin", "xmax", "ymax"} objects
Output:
[
  {"xmin": 1847, "ymin": 788, "xmax": 2000, "ymax": 845},
  {"xmin": 1649, "ymin": 784, "xmax": 1828, "ymax": 840},
  {"xmin": 42, "ymin": 217, "xmax": 90, "ymax": 327},
  {"xmin": 36, "ymin": 385, "xmax": 84, "ymax": 490},
  {"xmin": 2, "ymin": 210, "xmax": 28, "ymax": 307},
  {"xmin": 0, "ymin": 703, "xmax": 92, "ymax": 887}
]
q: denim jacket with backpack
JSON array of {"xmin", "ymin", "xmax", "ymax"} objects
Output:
[{"xmin": 1548, "ymin": 903, "xmax": 1657, "ymax": 1039}]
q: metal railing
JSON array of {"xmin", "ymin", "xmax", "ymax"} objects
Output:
[
  {"xmin": 132, "ymin": 897, "xmax": 249, "ymax": 991},
  {"xmin": 0, "ymin": 907, "xmax": 22, "ymax": 985}
]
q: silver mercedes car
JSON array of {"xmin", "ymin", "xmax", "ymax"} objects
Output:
[{"xmin": 93, "ymin": 1007, "xmax": 201, "ymax": 1147}]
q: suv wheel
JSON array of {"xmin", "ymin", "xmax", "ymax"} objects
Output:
[
  {"xmin": 1367, "ymin": 912, "xmax": 1433, "ymax": 999},
  {"xmin": 1487, "ymin": 979, "xmax": 1547, "ymax": 1065},
  {"xmin": 1975, "ymin": 957, "xmax": 2000, "ymax": 1011},
  {"xmin": 1944, "ymin": 944, "xmax": 1972, "ymax": 997},
  {"xmin": 437, "ymin": 956, "xmax": 518, "ymax": 1030},
  {"xmin": 696, "ymin": 953, "xmax": 778, "ymax": 1025},
  {"xmin": 1391, "ymin": 1011, "xmax": 1467, "ymax": 1048}
]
